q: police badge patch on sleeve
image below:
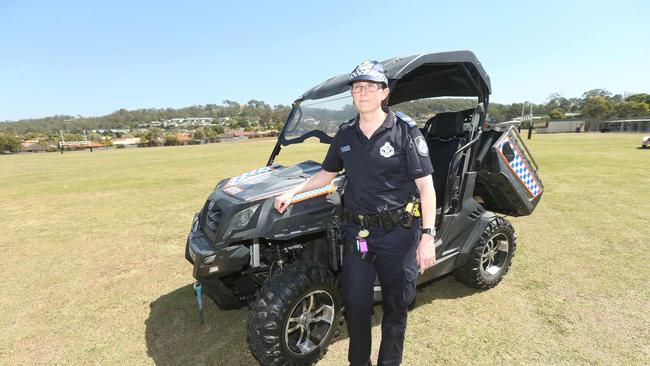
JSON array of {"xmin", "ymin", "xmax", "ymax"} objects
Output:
[{"xmin": 414, "ymin": 136, "xmax": 428, "ymax": 157}]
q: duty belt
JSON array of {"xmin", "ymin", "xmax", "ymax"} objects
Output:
[{"xmin": 345, "ymin": 208, "xmax": 403, "ymax": 228}]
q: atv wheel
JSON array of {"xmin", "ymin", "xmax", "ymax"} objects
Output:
[
  {"xmin": 247, "ymin": 262, "xmax": 343, "ymax": 366},
  {"xmin": 454, "ymin": 217, "xmax": 516, "ymax": 289}
]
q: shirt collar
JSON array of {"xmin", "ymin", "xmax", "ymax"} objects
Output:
[
  {"xmin": 353, "ymin": 107, "xmax": 394, "ymax": 137},
  {"xmin": 381, "ymin": 107, "xmax": 395, "ymax": 129}
]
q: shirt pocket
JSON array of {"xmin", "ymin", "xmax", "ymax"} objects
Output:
[{"xmin": 373, "ymin": 148, "xmax": 405, "ymax": 178}]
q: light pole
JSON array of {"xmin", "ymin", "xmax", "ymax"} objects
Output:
[
  {"xmin": 528, "ymin": 103, "xmax": 534, "ymax": 140},
  {"xmin": 519, "ymin": 102, "xmax": 526, "ymax": 133}
]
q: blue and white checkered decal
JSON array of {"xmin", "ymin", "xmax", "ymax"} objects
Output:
[
  {"xmin": 498, "ymin": 136, "xmax": 542, "ymax": 197},
  {"xmin": 292, "ymin": 183, "xmax": 335, "ymax": 203},
  {"xmin": 225, "ymin": 166, "xmax": 274, "ymax": 187}
]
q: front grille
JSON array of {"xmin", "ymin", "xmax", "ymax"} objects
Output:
[{"xmin": 202, "ymin": 200, "xmax": 223, "ymax": 241}]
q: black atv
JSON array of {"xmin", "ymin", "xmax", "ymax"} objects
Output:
[{"xmin": 184, "ymin": 51, "xmax": 543, "ymax": 365}]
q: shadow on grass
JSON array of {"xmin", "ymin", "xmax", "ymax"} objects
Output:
[
  {"xmin": 145, "ymin": 284, "xmax": 256, "ymax": 365},
  {"xmin": 334, "ymin": 274, "xmax": 480, "ymax": 343},
  {"xmin": 145, "ymin": 275, "xmax": 479, "ymax": 365}
]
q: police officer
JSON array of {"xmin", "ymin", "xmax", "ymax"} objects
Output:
[{"xmin": 275, "ymin": 60, "xmax": 436, "ymax": 366}]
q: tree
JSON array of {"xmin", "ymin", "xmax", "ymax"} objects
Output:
[
  {"xmin": 582, "ymin": 89, "xmax": 613, "ymax": 100},
  {"xmin": 0, "ymin": 133, "xmax": 21, "ymax": 153},
  {"xmin": 549, "ymin": 108, "xmax": 565, "ymax": 119},
  {"xmin": 201, "ymin": 126, "xmax": 216, "ymax": 140},
  {"xmin": 164, "ymin": 133, "xmax": 180, "ymax": 146},
  {"xmin": 193, "ymin": 129, "xmax": 205, "ymax": 141},
  {"xmin": 142, "ymin": 128, "xmax": 165, "ymax": 146},
  {"xmin": 626, "ymin": 93, "xmax": 650, "ymax": 104},
  {"xmin": 614, "ymin": 101, "xmax": 650, "ymax": 118},
  {"xmin": 582, "ymin": 96, "xmax": 612, "ymax": 131},
  {"xmin": 546, "ymin": 93, "xmax": 578, "ymax": 112}
]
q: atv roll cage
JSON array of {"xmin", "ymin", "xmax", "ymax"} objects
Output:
[{"xmin": 268, "ymin": 50, "xmax": 492, "ymax": 218}]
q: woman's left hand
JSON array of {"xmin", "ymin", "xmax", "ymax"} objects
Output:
[{"xmin": 416, "ymin": 234, "xmax": 436, "ymax": 274}]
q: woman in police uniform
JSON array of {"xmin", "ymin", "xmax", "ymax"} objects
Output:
[{"xmin": 275, "ymin": 60, "xmax": 436, "ymax": 366}]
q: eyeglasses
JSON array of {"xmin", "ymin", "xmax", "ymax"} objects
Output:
[{"xmin": 350, "ymin": 83, "xmax": 382, "ymax": 94}]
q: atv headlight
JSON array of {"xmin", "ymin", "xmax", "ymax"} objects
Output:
[{"xmin": 225, "ymin": 204, "xmax": 260, "ymax": 235}]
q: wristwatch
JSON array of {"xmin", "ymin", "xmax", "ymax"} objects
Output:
[{"xmin": 422, "ymin": 228, "xmax": 436, "ymax": 238}]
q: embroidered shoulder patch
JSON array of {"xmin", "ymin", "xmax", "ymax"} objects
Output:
[
  {"xmin": 414, "ymin": 136, "xmax": 428, "ymax": 157},
  {"xmin": 395, "ymin": 111, "xmax": 417, "ymax": 127}
]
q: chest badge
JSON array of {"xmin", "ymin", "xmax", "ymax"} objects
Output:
[{"xmin": 379, "ymin": 141, "xmax": 395, "ymax": 158}]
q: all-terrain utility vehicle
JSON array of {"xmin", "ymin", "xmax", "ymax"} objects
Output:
[{"xmin": 184, "ymin": 51, "xmax": 544, "ymax": 365}]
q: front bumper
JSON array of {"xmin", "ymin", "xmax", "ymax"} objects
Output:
[{"xmin": 185, "ymin": 214, "xmax": 250, "ymax": 279}]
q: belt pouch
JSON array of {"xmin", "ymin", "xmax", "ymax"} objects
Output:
[{"xmin": 377, "ymin": 204, "xmax": 395, "ymax": 232}]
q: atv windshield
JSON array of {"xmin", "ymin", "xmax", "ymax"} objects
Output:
[{"xmin": 280, "ymin": 91, "xmax": 358, "ymax": 146}]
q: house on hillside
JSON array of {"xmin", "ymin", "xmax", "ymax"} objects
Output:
[
  {"xmin": 215, "ymin": 133, "xmax": 235, "ymax": 142},
  {"xmin": 175, "ymin": 134, "xmax": 193, "ymax": 145},
  {"xmin": 112, "ymin": 137, "xmax": 141, "ymax": 148},
  {"xmin": 231, "ymin": 130, "xmax": 254, "ymax": 140},
  {"xmin": 60, "ymin": 141, "xmax": 107, "ymax": 150},
  {"xmin": 19, "ymin": 143, "xmax": 50, "ymax": 153}
]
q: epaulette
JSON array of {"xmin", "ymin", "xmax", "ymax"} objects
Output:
[
  {"xmin": 395, "ymin": 111, "xmax": 417, "ymax": 127},
  {"xmin": 339, "ymin": 117, "xmax": 356, "ymax": 130}
]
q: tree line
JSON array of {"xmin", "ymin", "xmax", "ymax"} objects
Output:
[
  {"xmin": 0, "ymin": 99, "xmax": 292, "ymax": 135},
  {"xmin": 1, "ymin": 89, "xmax": 649, "ymax": 153}
]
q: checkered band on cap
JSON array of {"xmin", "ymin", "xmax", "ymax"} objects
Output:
[{"xmin": 349, "ymin": 60, "xmax": 388, "ymax": 85}]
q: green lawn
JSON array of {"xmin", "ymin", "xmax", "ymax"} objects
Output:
[{"xmin": 0, "ymin": 133, "xmax": 648, "ymax": 365}]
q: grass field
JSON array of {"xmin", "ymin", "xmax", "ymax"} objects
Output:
[{"xmin": 1, "ymin": 133, "xmax": 648, "ymax": 365}]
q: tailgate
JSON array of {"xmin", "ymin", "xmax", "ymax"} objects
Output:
[{"xmin": 475, "ymin": 127, "xmax": 543, "ymax": 216}]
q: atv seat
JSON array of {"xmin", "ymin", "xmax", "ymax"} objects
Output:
[{"xmin": 424, "ymin": 111, "xmax": 466, "ymax": 207}]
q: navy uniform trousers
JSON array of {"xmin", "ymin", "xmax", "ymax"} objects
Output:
[{"xmin": 342, "ymin": 221, "xmax": 420, "ymax": 366}]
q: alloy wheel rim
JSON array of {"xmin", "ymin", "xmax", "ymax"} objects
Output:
[
  {"xmin": 479, "ymin": 232, "xmax": 510, "ymax": 277},
  {"xmin": 284, "ymin": 290, "xmax": 335, "ymax": 355}
]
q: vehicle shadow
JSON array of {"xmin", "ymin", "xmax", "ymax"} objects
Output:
[
  {"xmin": 145, "ymin": 284, "xmax": 257, "ymax": 365},
  {"xmin": 335, "ymin": 274, "xmax": 480, "ymax": 341},
  {"xmin": 145, "ymin": 276, "xmax": 478, "ymax": 365}
]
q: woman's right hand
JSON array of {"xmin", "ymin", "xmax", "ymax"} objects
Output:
[{"xmin": 274, "ymin": 191, "xmax": 294, "ymax": 213}]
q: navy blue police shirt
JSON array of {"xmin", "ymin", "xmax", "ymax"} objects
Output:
[{"xmin": 321, "ymin": 108, "xmax": 434, "ymax": 216}]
